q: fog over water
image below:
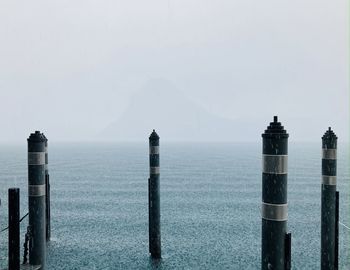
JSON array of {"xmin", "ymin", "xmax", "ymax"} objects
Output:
[
  {"xmin": 0, "ymin": 0, "xmax": 348, "ymax": 142},
  {"xmin": 0, "ymin": 143, "xmax": 349, "ymax": 269}
]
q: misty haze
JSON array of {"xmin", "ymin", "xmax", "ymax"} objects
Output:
[
  {"xmin": 0, "ymin": 0, "xmax": 348, "ymax": 143},
  {"xmin": 0, "ymin": 1, "xmax": 348, "ymax": 270}
]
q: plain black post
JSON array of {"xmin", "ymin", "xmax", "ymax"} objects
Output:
[
  {"xmin": 148, "ymin": 177, "xmax": 151, "ymax": 254},
  {"xmin": 321, "ymin": 127, "xmax": 337, "ymax": 270},
  {"xmin": 334, "ymin": 191, "xmax": 339, "ymax": 270},
  {"xmin": 261, "ymin": 116, "xmax": 289, "ymax": 270},
  {"xmin": 43, "ymin": 134, "xmax": 51, "ymax": 242},
  {"xmin": 8, "ymin": 188, "xmax": 20, "ymax": 270},
  {"xmin": 285, "ymin": 232, "xmax": 291, "ymax": 270},
  {"xmin": 149, "ymin": 129, "xmax": 161, "ymax": 258},
  {"xmin": 0, "ymin": 197, "xmax": 1, "ymax": 253},
  {"xmin": 28, "ymin": 131, "xmax": 46, "ymax": 269}
]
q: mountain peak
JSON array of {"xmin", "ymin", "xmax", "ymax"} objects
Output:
[{"xmin": 100, "ymin": 78, "xmax": 256, "ymax": 142}]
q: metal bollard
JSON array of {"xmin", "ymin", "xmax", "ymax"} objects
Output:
[
  {"xmin": 8, "ymin": 188, "xmax": 20, "ymax": 270},
  {"xmin": 261, "ymin": 116, "xmax": 289, "ymax": 270},
  {"xmin": 321, "ymin": 127, "xmax": 337, "ymax": 270},
  {"xmin": 43, "ymin": 134, "xmax": 51, "ymax": 242},
  {"xmin": 148, "ymin": 130, "xmax": 161, "ymax": 258},
  {"xmin": 28, "ymin": 131, "xmax": 46, "ymax": 269}
]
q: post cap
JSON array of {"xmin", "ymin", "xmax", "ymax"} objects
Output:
[
  {"xmin": 322, "ymin": 127, "xmax": 337, "ymax": 148},
  {"xmin": 322, "ymin": 127, "xmax": 337, "ymax": 140},
  {"xmin": 27, "ymin": 131, "xmax": 46, "ymax": 142},
  {"xmin": 149, "ymin": 129, "xmax": 160, "ymax": 140},
  {"xmin": 262, "ymin": 116, "xmax": 289, "ymax": 138}
]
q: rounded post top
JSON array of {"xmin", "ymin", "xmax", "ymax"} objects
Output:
[
  {"xmin": 262, "ymin": 116, "xmax": 289, "ymax": 138},
  {"xmin": 149, "ymin": 129, "xmax": 160, "ymax": 140},
  {"xmin": 27, "ymin": 131, "xmax": 46, "ymax": 143}
]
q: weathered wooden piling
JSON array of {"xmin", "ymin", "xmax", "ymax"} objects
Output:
[
  {"xmin": 261, "ymin": 116, "xmax": 290, "ymax": 270},
  {"xmin": 148, "ymin": 129, "xmax": 161, "ymax": 258},
  {"xmin": 8, "ymin": 188, "xmax": 20, "ymax": 270},
  {"xmin": 43, "ymin": 134, "xmax": 51, "ymax": 242},
  {"xmin": 28, "ymin": 131, "xmax": 46, "ymax": 269},
  {"xmin": 321, "ymin": 127, "xmax": 337, "ymax": 270}
]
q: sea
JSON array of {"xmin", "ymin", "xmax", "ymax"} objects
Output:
[{"xmin": 0, "ymin": 142, "xmax": 349, "ymax": 269}]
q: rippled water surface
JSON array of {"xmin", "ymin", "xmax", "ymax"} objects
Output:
[{"xmin": 0, "ymin": 142, "xmax": 349, "ymax": 269}]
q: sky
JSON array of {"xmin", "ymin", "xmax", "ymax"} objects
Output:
[{"xmin": 0, "ymin": 0, "xmax": 348, "ymax": 142}]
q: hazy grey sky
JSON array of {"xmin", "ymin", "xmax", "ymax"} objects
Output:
[{"xmin": 0, "ymin": 0, "xmax": 348, "ymax": 142}]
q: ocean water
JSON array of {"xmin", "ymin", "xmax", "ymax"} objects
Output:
[{"xmin": 0, "ymin": 142, "xmax": 349, "ymax": 270}]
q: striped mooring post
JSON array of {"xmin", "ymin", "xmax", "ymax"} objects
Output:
[
  {"xmin": 28, "ymin": 131, "xmax": 46, "ymax": 269},
  {"xmin": 8, "ymin": 188, "xmax": 20, "ymax": 270},
  {"xmin": 321, "ymin": 127, "xmax": 338, "ymax": 270},
  {"xmin": 148, "ymin": 129, "xmax": 161, "ymax": 258},
  {"xmin": 261, "ymin": 116, "xmax": 291, "ymax": 270},
  {"xmin": 43, "ymin": 134, "xmax": 51, "ymax": 242}
]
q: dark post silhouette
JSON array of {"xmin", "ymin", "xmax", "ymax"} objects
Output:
[
  {"xmin": 148, "ymin": 129, "xmax": 161, "ymax": 258},
  {"xmin": 321, "ymin": 127, "xmax": 337, "ymax": 270},
  {"xmin": 28, "ymin": 131, "xmax": 46, "ymax": 269},
  {"xmin": 261, "ymin": 116, "xmax": 290, "ymax": 270},
  {"xmin": 43, "ymin": 134, "xmax": 51, "ymax": 242},
  {"xmin": 0, "ymin": 197, "xmax": 1, "ymax": 255},
  {"xmin": 8, "ymin": 188, "xmax": 20, "ymax": 270},
  {"xmin": 335, "ymin": 191, "xmax": 339, "ymax": 270},
  {"xmin": 285, "ymin": 232, "xmax": 291, "ymax": 270}
]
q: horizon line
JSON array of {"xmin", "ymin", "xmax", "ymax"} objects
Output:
[{"xmin": 0, "ymin": 140, "xmax": 349, "ymax": 145}]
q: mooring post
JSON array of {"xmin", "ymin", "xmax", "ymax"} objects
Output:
[
  {"xmin": 28, "ymin": 131, "xmax": 46, "ymax": 269},
  {"xmin": 285, "ymin": 232, "xmax": 291, "ymax": 270},
  {"xmin": 321, "ymin": 127, "xmax": 337, "ymax": 270},
  {"xmin": 335, "ymin": 191, "xmax": 339, "ymax": 270},
  {"xmin": 9, "ymin": 188, "xmax": 20, "ymax": 270},
  {"xmin": 261, "ymin": 116, "xmax": 289, "ymax": 270},
  {"xmin": 148, "ymin": 177, "xmax": 151, "ymax": 254},
  {"xmin": 0, "ymin": 197, "xmax": 1, "ymax": 253},
  {"xmin": 43, "ymin": 134, "xmax": 51, "ymax": 242},
  {"xmin": 149, "ymin": 129, "xmax": 161, "ymax": 258}
]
